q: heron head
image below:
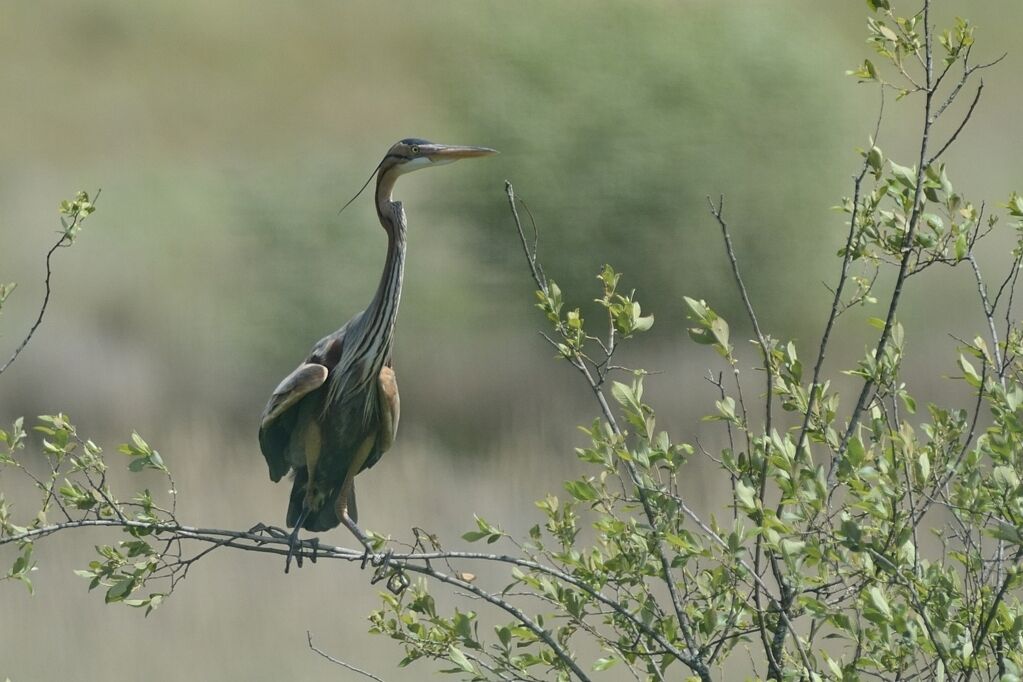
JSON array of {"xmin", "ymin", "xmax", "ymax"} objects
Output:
[
  {"xmin": 339, "ymin": 139, "xmax": 497, "ymax": 216},
  {"xmin": 384, "ymin": 138, "xmax": 498, "ymax": 176}
]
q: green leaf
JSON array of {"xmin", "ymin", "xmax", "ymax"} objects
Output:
[
  {"xmin": 593, "ymin": 657, "xmax": 618, "ymax": 672},
  {"xmin": 890, "ymin": 161, "xmax": 917, "ymax": 189},
  {"xmin": 867, "ymin": 586, "xmax": 892, "ymax": 620},
  {"xmin": 955, "ymin": 232, "xmax": 968, "ymax": 260},
  {"xmin": 867, "ymin": 146, "xmax": 884, "ymax": 172},
  {"xmin": 781, "ymin": 538, "xmax": 806, "ymax": 558},
  {"xmin": 958, "ymin": 354, "xmax": 982, "ymax": 387},
  {"xmin": 987, "ymin": 518, "xmax": 1023, "ymax": 545},
  {"xmin": 447, "ymin": 646, "xmax": 475, "ymax": 674},
  {"xmin": 847, "ymin": 59, "xmax": 879, "ymax": 81},
  {"xmin": 131, "ymin": 432, "xmax": 149, "ymax": 452},
  {"xmin": 735, "ymin": 481, "xmax": 757, "ymax": 511},
  {"xmin": 993, "ymin": 466, "xmax": 1020, "ymax": 490},
  {"xmin": 710, "ymin": 317, "xmax": 729, "ymax": 349},
  {"xmin": 924, "ymin": 213, "xmax": 944, "ymax": 232},
  {"xmin": 633, "ymin": 314, "xmax": 654, "ymax": 332},
  {"xmin": 611, "ymin": 381, "xmax": 634, "ymax": 408},
  {"xmin": 714, "ymin": 396, "xmax": 737, "ymax": 422},
  {"xmin": 496, "ymin": 626, "xmax": 511, "ymax": 648},
  {"xmin": 564, "ymin": 479, "xmax": 599, "ymax": 502},
  {"xmin": 687, "ymin": 326, "xmax": 716, "ymax": 345},
  {"xmin": 916, "ymin": 452, "xmax": 930, "ymax": 482},
  {"xmin": 105, "ymin": 577, "xmax": 134, "ymax": 604}
]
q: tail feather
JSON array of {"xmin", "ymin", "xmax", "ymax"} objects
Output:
[
  {"xmin": 286, "ymin": 469, "xmax": 358, "ymax": 532},
  {"xmin": 305, "ymin": 484, "xmax": 357, "ymax": 531}
]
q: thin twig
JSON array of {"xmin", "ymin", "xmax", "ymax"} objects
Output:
[
  {"xmin": 505, "ymin": 182, "xmax": 546, "ymax": 292},
  {"xmin": 836, "ymin": 5, "xmax": 936, "ymax": 476},
  {"xmin": 0, "ymin": 192, "xmax": 100, "ymax": 376},
  {"xmin": 967, "ymin": 251, "xmax": 1005, "ymax": 381},
  {"xmin": 962, "ymin": 547, "xmax": 1023, "ymax": 682},
  {"xmin": 706, "ymin": 195, "xmax": 775, "ymax": 447},
  {"xmin": 706, "ymin": 194, "xmax": 787, "ymax": 676},
  {"xmin": 308, "ymin": 631, "xmax": 388, "ymax": 682},
  {"xmin": 798, "ymin": 90, "xmax": 885, "ymax": 454},
  {"xmin": 675, "ymin": 498, "xmax": 814, "ymax": 674},
  {"xmin": 926, "ymin": 81, "xmax": 983, "ymax": 166}
]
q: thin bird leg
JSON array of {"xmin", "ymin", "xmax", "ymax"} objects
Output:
[
  {"xmin": 337, "ymin": 436, "xmax": 379, "ymax": 567},
  {"xmin": 336, "ymin": 469, "xmax": 377, "ymax": 567},
  {"xmin": 284, "ymin": 508, "xmax": 311, "ymax": 574},
  {"xmin": 341, "ymin": 511, "xmax": 378, "ymax": 569}
]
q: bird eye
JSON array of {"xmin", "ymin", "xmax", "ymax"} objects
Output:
[{"xmin": 410, "ymin": 145, "xmax": 420, "ymax": 154}]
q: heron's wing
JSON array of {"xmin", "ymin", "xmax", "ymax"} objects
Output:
[
  {"xmin": 362, "ymin": 365, "xmax": 399, "ymax": 472},
  {"xmin": 258, "ymin": 362, "xmax": 328, "ymax": 482},
  {"xmin": 260, "ymin": 363, "xmax": 329, "ymax": 427}
]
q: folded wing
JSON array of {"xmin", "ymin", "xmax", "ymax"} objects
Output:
[{"xmin": 258, "ymin": 362, "xmax": 329, "ymax": 482}]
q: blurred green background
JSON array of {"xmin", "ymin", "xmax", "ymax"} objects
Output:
[{"xmin": 1, "ymin": 2, "xmax": 1021, "ymax": 680}]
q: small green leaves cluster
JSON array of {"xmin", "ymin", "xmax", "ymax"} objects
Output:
[
  {"xmin": 58, "ymin": 190, "xmax": 97, "ymax": 244},
  {"xmin": 0, "ymin": 413, "xmax": 176, "ymax": 614},
  {"xmin": 0, "ymin": 421, "xmax": 36, "ymax": 591},
  {"xmin": 119, "ymin": 432, "xmax": 169, "ymax": 475},
  {"xmin": 684, "ymin": 297, "xmax": 730, "ymax": 355},
  {"xmin": 461, "ymin": 515, "xmax": 506, "ymax": 545},
  {"xmin": 535, "ymin": 264, "xmax": 653, "ymax": 363},
  {"xmin": 75, "ymin": 533, "xmax": 165, "ymax": 614},
  {"xmin": 676, "ymin": 265, "xmax": 1023, "ymax": 680},
  {"xmin": 845, "ymin": 149, "xmax": 981, "ymax": 276},
  {"xmin": 373, "ymin": 273, "xmax": 725, "ymax": 682},
  {"xmin": 595, "ymin": 265, "xmax": 654, "ymax": 339},
  {"xmin": 372, "ymin": 584, "xmax": 567, "ymax": 681}
]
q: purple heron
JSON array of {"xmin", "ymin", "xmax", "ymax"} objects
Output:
[{"xmin": 258, "ymin": 139, "xmax": 496, "ymax": 571}]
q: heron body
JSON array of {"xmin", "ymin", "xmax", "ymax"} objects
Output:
[{"xmin": 258, "ymin": 139, "xmax": 495, "ymax": 551}]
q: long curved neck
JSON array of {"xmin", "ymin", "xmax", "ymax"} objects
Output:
[{"xmin": 353, "ymin": 168, "xmax": 407, "ymax": 374}]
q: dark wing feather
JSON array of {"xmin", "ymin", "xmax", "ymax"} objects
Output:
[{"xmin": 258, "ymin": 362, "xmax": 328, "ymax": 482}]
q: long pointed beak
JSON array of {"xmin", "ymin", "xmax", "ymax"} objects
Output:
[{"xmin": 422, "ymin": 144, "xmax": 498, "ymax": 161}]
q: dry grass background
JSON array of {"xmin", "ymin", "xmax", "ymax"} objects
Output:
[{"xmin": 2, "ymin": 2, "xmax": 1022, "ymax": 679}]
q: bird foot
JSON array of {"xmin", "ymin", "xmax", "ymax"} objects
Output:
[
  {"xmin": 249, "ymin": 522, "xmax": 318, "ymax": 571},
  {"xmin": 284, "ymin": 524, "xmax": 303, "ymax": 574},
  {"xmin": 248, "ymin": 522, "xmax": 289, "ymax": 542}
]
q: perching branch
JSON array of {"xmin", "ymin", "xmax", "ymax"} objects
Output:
[{"xmin": 2, "ymin": 517, "xmax": 592, "ymax": 681}]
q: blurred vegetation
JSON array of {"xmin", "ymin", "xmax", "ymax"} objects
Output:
[
  {"xmin": 438, "ymin": 3, "xmax": 859, "ymax": 327},
  {"xmin": 0, "ymin": 2, "xmax": 865, "ymax": 446},
  {"xmin": 1, "ymin": 2, "xmax": 1022, "ymax": 681}
]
